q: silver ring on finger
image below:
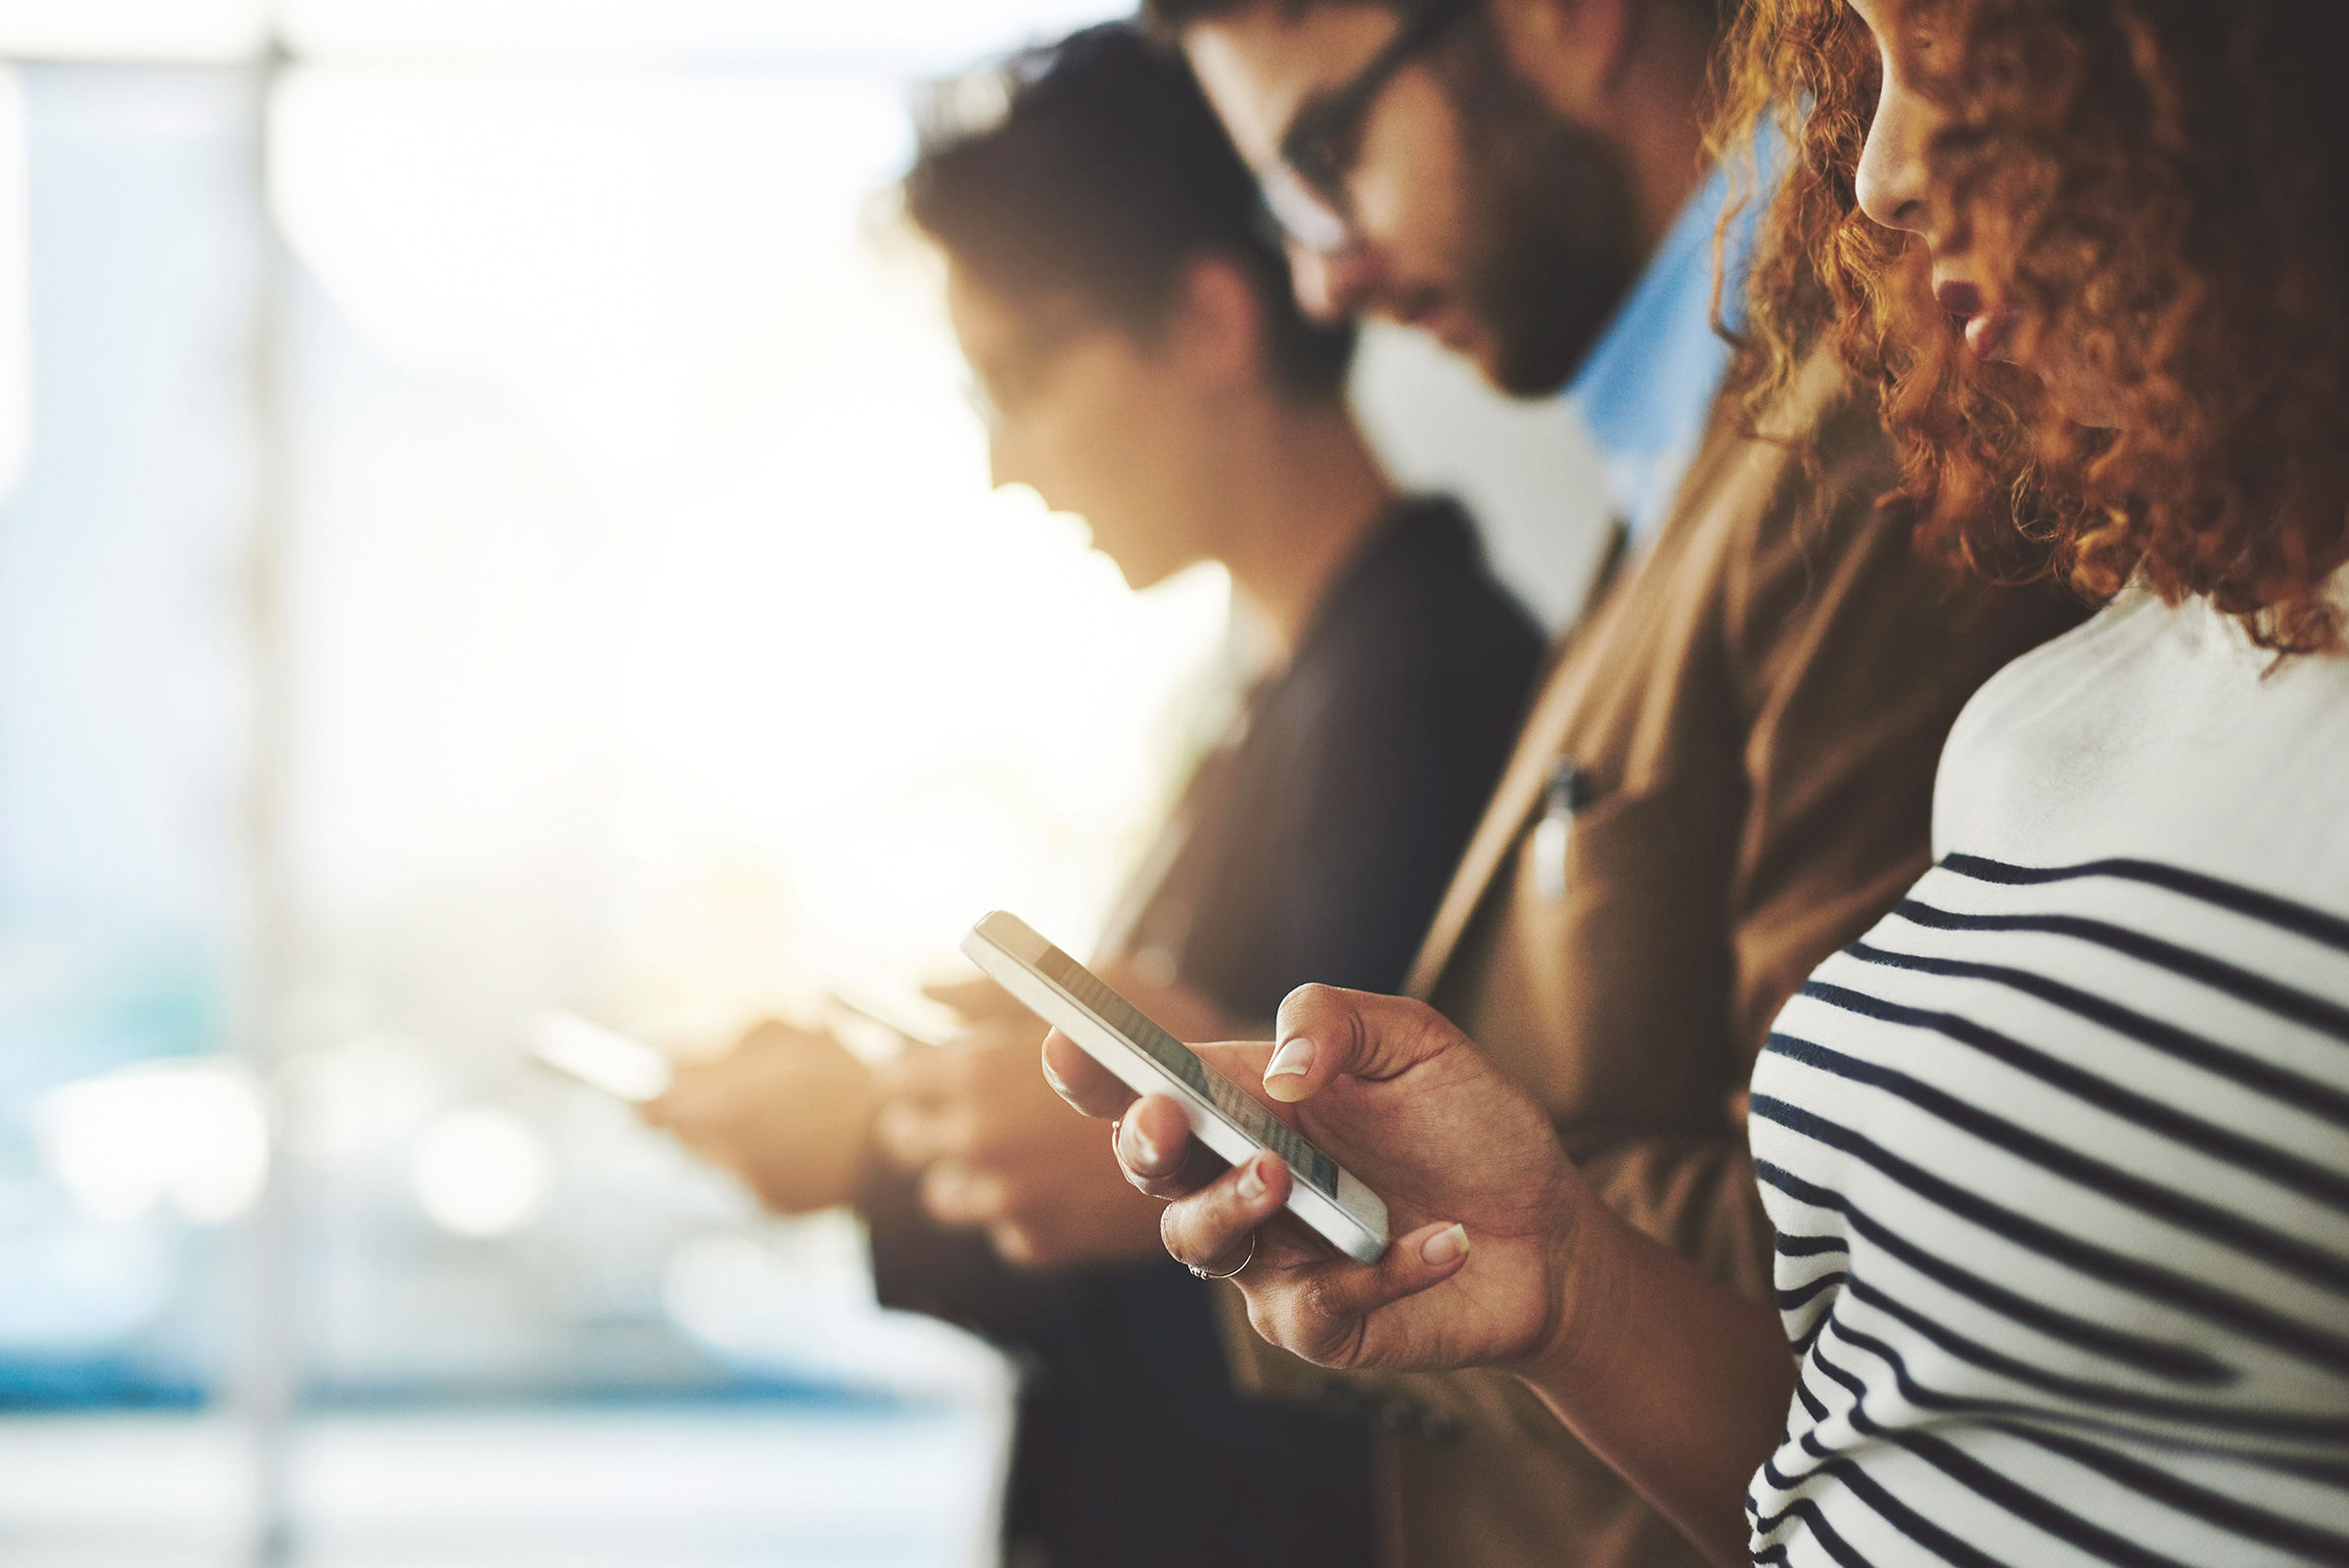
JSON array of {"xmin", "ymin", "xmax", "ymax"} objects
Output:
[{"xmin": 1187, "ymin": 1230, "xmax": 1258, "ymax": 1282}]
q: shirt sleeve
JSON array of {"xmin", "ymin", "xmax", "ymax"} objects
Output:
[
  {"xmin": 860, "ymin": 1160, "xmax": 1057, "ymax": 1338},
  {"xmin": 1579, "ymin": 400, "xmax": 2086, "ymax": 1300}
]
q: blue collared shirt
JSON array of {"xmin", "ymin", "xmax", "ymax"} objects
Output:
[{"xmin": 1565, "ymin": 155, "xmax": 1764, "ymax": 546}]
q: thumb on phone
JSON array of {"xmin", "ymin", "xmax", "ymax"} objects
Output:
[{"xmin": 1262, "ymin": 987, "xmax": 1460, "ymax": 1105}]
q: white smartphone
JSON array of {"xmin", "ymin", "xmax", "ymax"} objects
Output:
[
  {"xmin": 960, "ymin": 911, "xmax": 1389, "ymax": 1264},
  {"xmin": 528, "ymin": 1010, "xmax": 673, "ymax": 1102}
]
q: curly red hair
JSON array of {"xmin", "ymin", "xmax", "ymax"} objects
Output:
[{"xmin": 1712, "ymin": 0, "xmax": 2349, "ymax": 652}]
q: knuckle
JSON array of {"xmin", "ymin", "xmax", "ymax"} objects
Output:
[
  {"xmin": 1298, "ymin": 1271, "xmax": 1353, "ymax": 1327},
  {"xmin": 992, "ymin": 1225, "xmax": 1043, "ymax": 1268},
  {"xmin": 1267, "ymin": 1287, "xmax": 1341, "ymax": 1367},
  {"xmin": 916, "ymin": 1166, "xmax": 958, "ymax": 1219},
  {"xmin": 966, "ymin": 1178, "xmax": 1010, "ymax": 1222},
  {"xmin": 1281, "ymin": 982, "xmax": 1340, "ymax": 1022},
  {"xmin": 1159, "ymin": 1203, "xmax": 1196, "ymax": 1263},
  {"xmin": 1244, "ymin": 1295, "xmax": 1290, "ymax": 1350}
]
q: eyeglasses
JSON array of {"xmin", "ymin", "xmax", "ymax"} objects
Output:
[{"xmin": 1260, "ymin": 0, "xmax": 1483, "ymax": 255}]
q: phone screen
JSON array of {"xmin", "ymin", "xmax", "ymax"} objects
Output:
[{"xmin": 1033, "ymin": 944, "xmax": 1341, "ymax": 1198}]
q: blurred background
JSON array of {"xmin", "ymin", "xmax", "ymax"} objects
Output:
[{"xmin": 0, "ymin": 2, "xmax": 1603, "ymax": 1563}]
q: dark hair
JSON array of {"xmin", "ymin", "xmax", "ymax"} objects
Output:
[
  {"xmin": 1141, "ymin": 0, "xmax": 1379, "ymax": 28},
  {"xmin": 1140, "ymin": 0, "xmax": 1729, "ymax": 43},
  {"xmin": 903, "ymin": 22, "xmax": 1355, "ymax": 400}
]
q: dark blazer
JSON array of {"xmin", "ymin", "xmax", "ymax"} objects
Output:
[
  {"xmin": 864, "ymin": 498, "xmax": 1543, "ymax": 1568},
  {"xmin": 1216, "ymin": 354, "xmax": 2090, "ymax": 1568}
]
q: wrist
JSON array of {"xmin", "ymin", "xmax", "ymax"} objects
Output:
[{"xmin": 1507, "ymin": 1170, "xmax": 1622, "ymax": 1399}]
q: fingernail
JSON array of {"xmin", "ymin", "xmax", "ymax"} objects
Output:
[
  {"xmin": 1420, "ymin": 1224, "xmax": 1470, "ymax": 1266},
  {"xmin": 1237, "ymin": 1154, "xmax": 1270, "ymax": 1200},
  {"xmin": 1265, "ymin": 1037, "xmax": 1315, "ymax": 1081}
]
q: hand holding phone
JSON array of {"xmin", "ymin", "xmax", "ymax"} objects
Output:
[
  {"xmin": 960, "ymin": 911, "xmax": 1389, "ymax": 1263},
  {"xmin": 641, "ymin": 1017, "xmax": 881, "ymax": 1216},
  {"xmin": 1050, "ymin": 978, "xmax": 1591, "ymax": 1385}
]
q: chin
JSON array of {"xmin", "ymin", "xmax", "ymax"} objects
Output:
[
  {"xmin": 1449, "ymin": 332, "xmax": 1517, "ymax": 394},
  {"xmin": 1478, "ymin": 324, "xmax": 1587, "ymax": 400}
]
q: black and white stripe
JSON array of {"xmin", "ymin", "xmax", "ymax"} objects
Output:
[{"xmin": 1747, "ymin": 853, "xmax": 2349, "ymax": 1567}]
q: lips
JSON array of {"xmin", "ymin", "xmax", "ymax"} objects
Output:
[
  {"xmin": 1935, "ymin": 280, "xmax": 1984, "ymax": 320},
  {"xmin": 1962, "ymin": 310, "xmax": 2019, "ymax": 360},
  {"xmin": 1933, "ymin": 280, "xmax": 2018, "ymax": 360}
]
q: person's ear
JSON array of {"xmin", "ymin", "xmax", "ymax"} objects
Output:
[
  {"xmin": 1160, "ymin": 253, "xmax": 1268, "ymax": 394},
  {"xmin": 1498, "ymin": 0, "xmax": 1636, "ymax": 118}
]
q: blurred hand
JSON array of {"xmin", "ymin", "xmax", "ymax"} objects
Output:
[
  {"xmin": 919, "ymin": 973, "xmax": 1036, "ymax": 1026},
  {"xmin": 881, "ymin": 961, "xmax": 1246, "ymax": 1269},
  {"xmin": 642, "ymin": 1019, "xmax": 879, "ymax": 1215},
  {"xmin": 1042, "ymin": 985, "xmax": 1589, "ymax": 1378},
  {"xmin": 874, "ymin": 1011, "xmax": 1159, "ymax": 1268}
]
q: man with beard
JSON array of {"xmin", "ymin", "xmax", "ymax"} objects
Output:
[
  {"xmin": 1105, "ymin": 1, "xmax": 2088, "ymax": 1565},
  {"xmin": 643, "ymin": 25, "xmax": 1541, "ymax": 1568}
]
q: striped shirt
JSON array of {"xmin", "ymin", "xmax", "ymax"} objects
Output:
[{"xmin": 1747, "ymin": 584, "xmax": 2349, "ymax": 1565}]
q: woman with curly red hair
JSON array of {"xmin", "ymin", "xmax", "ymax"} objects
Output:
[{"xmin": 1042, "ymin": 1, "xmax": 2349, "ymax": 1563}]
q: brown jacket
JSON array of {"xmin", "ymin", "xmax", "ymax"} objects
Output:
[{"xmin": 1219, "ymin": 355, "xmax": 2086, "ymax": 1568}]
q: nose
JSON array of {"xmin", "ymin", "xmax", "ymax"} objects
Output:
[
  {"xmin": 1853, "ymin": 64, "xmax": 1934, "ymax": 235},
  {"xmin": 1287, "ymin": 239, "xmax": 1377, "ymax": 325}
]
